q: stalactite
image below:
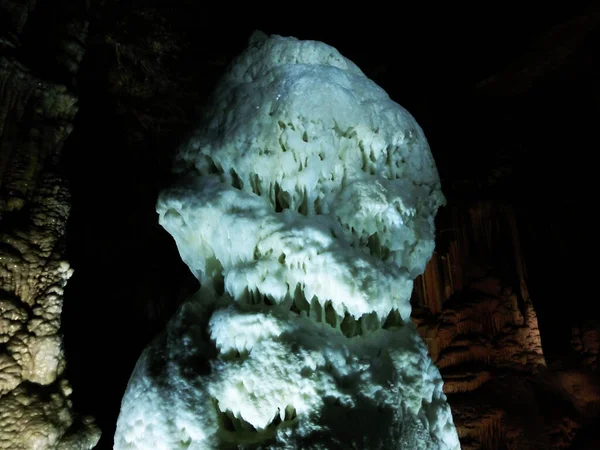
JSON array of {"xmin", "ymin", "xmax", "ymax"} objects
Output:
[
  {"xmin": 477, "ymin": 412, "xmax": 507, "ymax": 450},
  {"xmin": 416, "ymin": 252, "xmax": 444, "ymax": 314},
  {"xmin": 413, "ymin": 201, "xmax": 530, "ymax": 314},
  {"xmin": 505, "ymin": 206, "xmax": 529, "ymax": 302}
]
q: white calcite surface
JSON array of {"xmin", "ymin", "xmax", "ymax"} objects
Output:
[{"xmin": 114, "ymin": 31, "xmax": 460, "ymax": 449}]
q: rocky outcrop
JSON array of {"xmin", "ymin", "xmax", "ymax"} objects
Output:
[
  {"xmin": 411, "ymin": 200, "xmax": 599, "ymax": 449},
  {"xmin": 0, "ymin": 1, "xmax": 100, "ymax": 448}
]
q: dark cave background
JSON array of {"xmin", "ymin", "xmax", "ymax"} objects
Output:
[{"xmin": 29, "ymin": 2, "xmax": 597, "ymax": 447}]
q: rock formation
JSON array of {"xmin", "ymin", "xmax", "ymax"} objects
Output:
[
  {"xmin": 0, "ymin": 1, "xmax": 100, "ymax": 448},
  {"xmin": 114, "ymin": 32, "xmax": 459, "ymax": 449},
  {"xmin": 411, "ymin": 200, "xmax": 599, "ymax": 449}
]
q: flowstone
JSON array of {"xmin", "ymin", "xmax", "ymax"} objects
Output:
[{"xmin": 114, "ymin": 31, "xmax": 460, "ymax": 449}]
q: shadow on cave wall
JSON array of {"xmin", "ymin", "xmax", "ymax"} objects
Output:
[
  {"xmin": 59, "ymin": 24, "xmax": 199, "ymax": 447},
  {"xmin": 57, "ymin": 5, "xmax": 263, "ymax": 445}
]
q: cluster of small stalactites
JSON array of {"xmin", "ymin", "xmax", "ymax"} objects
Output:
[
  {"xmin": 157, "ymin": 176, "xmax": 417, "ymax": 326},
  {"xmin": 173, "ymin": 33, "xmax": 445, "ymax": 219}
]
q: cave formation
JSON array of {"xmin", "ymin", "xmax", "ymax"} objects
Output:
[
  {"xmin": 0, "ymin": 2, "xmax": 599, "ymax": 449},
  {"xmin": 115, "ymin": 32, "xmax": 459, "ymax": 449}
]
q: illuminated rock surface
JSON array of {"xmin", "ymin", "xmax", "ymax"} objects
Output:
[
  {"xmin": 114, "ymin": 32, "xmax": 459, "ymax": 449},
  {"xmin": 411, "ymin": 202, "xmax": 600, "ymax": 449},
  {"xmin": 0, "ymin": 2, "xmax": 100, "ymax": 447}
]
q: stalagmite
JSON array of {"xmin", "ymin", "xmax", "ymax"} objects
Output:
[{"xmin": 114, "ymin": 32, "xmax": 459, "ymax": 449}]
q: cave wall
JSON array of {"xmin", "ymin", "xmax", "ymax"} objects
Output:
[
  {"xmin": 407, "ymin": 7, "xmax": 600, "ymax": 446},
  {"xmin": 410, "ymin": 198, "xmax": 599, "ymax": 449},
  {"xmin": 0, "ymin": 1, "xmax": 100, "ymax": 447}
]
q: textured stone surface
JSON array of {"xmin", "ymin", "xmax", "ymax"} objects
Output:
[
  {"xmin": 411, "ymin": 201, "xmax": 599, "ymax": 449},
  {"xmin": 0, "ymin": 1, "xmax": 100, "ymax": 447},
  {"xmin": 115, "ymin": 32, "xmax": 459, "ymax": 450}
]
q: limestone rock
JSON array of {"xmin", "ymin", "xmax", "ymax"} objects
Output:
[
  {"xmin": 0, "ymin": 1, "xmax": 99, "ymax": 447},
  {"xmin": 411, "ymin": 200, "xmax": 599, "ymax": 449}
]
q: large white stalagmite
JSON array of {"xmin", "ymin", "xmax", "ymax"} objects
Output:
[{"xmin": 114, "ymin": 31, "xmax": 461, "ymax": 449}]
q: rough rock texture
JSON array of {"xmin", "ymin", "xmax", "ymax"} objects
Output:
[
  {"xmin": 0, "ymin": 1, "xmax": 100, "ymax": 448},
  {"xmin": 115, "ymin": 32, "xmax": 459, "ymax": 450},
  {"xmin": 410, "ymin": 201, "xmax": 600, "ymax": 449}
]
